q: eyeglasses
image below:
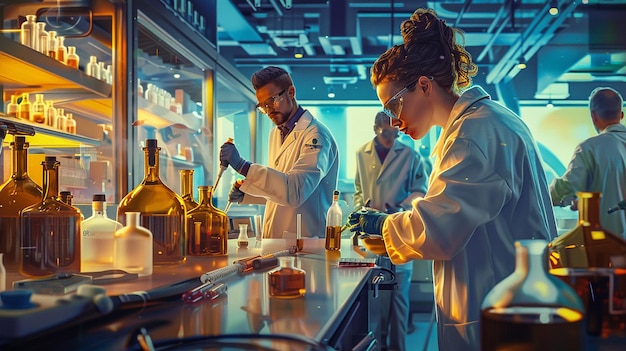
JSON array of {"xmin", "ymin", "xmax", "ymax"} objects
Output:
[
  {"xmin": 382, "ymin": 80, "xmax": 418, "ymax": 121},
  {"xmin": 256, "ymin": 88, "xmax": 287, "ymax": 114}
]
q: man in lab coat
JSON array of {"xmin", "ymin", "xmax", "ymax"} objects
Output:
[
  {"xmin": 550, "ymin": 87, "xmax": 626, "ymax": 237},
  {"xmin": 353, "ymin": 111, "xmax": 429, "ymax": 351},
  {"xmin": 219, "ymin": 66, "xmax": 339, "ymax": 238}
]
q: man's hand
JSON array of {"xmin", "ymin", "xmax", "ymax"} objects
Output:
[
  {"xmin": 228, "ymin": 181, "xmax": 245, "ymax": 203},
  {"xmin": 348, "ymin": 208, "xmax": 388, "ymax": 235},
  {"xmin": 220, "ymin": 142, "xmax": 248, "ymax": 174}
]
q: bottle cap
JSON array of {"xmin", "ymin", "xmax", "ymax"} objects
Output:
[
  {"xmin": 93, "ymin": 194, "xmax": 106, "ymax": 202},
  {"xmin": 146, "ymin": 139, "xmax": 158, "ymax": 148}
]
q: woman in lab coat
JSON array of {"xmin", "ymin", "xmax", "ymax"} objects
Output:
[
  {"xmin": 220, "ymin": 66, "xmax": 339, "ymax": 238},
  {"xmin": 349, "ymin": 9, "xmax": 558, "ymax": 350}
]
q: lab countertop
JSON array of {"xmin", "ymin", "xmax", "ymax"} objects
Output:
[{"xmin": 0, "ymin": 238, "xmax": 379, "ymax": 350}]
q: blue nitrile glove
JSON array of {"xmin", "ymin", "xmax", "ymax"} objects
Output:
[
  {"xmin": 348, "ymin": 208, "xmax": 388, "ymax": 235},
  {"xmin": 228, "ymin": 182, "xmax": 245, "ymax": 203},
  {"xmin": 220, "ymin": 142, "xmax": 250, "ymax": 175}
]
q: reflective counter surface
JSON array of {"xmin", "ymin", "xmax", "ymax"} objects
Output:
[{"xmin": 0, "ymin": 238, "xmax": 379, "ymax": 350}]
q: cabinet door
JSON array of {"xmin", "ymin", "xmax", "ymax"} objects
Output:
[
  {"xmin": 133, "ymin": 18, "xmax": 211, "ymax": 199},
  {"xmin": 1, "ymin": 3, "xmax": 116, "ymax": 204}
]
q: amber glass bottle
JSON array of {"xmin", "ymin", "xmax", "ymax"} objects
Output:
[
  {"xmin": 0, "ymin": 136, "xmax": 43, "ymax": 265},
  {"xmin": 117, "ymin": 139, "xmax": 186, "ymax": 264},
  {"xmin": 186, "ymin": 186, "xmax": 228, "ymax": 256},
  {"xmin": 179, "ymin": 169, "xmax": 199, "ymax": 212},
  {"xmin": 549, "ymin": 192, "xmax": 626, "ymax": 337},
  {"xmin": 20, "ymin": 156, "xmax": 82, "ymax": 276}
]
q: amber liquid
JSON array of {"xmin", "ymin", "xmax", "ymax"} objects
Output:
[
  {"xmin": 325, "ymin": 225, "xmax": 341, "ymax": 251},
  {"xmin": 20, "ymin": 213, "xmax": 81, "ymax": 276},
  {"xmin": 67, "ymin": 58, "xmax": 79, "ymax": 69},
  {"xmin": 269, "ymin": 267, "xmax": 306, "ymax": 298},
  {"xmin": 237, "ymin": 240, "xmax": 249, "ymax": 248},
  {"xmin": 481, "ymin": 307, "xmax": 583, "ymax": 351},
  {"xmin": 141, "ymin": 214, "xmax": 184, "ymax": 264}
]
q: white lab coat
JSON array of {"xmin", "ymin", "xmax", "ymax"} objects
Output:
[
  {"xmin": 550, "ymin": 123, "xmax": 626, "ymax": 237},
  {"xmin": 381, "ymin": 86, "xmax": 558, "ymax": 351},
  {"xmin": 353, "ymin": 139, "xmax": 428, "ymax": 211},
  {"xmin": 239, "ymin": 110, "xmax": 339, "ymax": 238}
]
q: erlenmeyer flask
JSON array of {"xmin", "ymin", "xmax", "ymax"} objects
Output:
[{"xmin": 186, "ymin": 186, "xmax": 228, "ymax": 256}]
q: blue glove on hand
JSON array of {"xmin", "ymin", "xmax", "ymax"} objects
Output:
[
  {"xmin": 220, "ymin": 142, "xmax": 249, "ymax": 175},
  {"xmin": 228, "ymin": 183, "xmax": 245, "ymax": 203},
  {"xmin": 348, "ymin": 208, "xmax": 388, "ymax": 235}
]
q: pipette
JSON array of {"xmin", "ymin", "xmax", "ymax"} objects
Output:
[{"xmin": 213, "ymin": 137, "xmax": 234, "ymax": 190}]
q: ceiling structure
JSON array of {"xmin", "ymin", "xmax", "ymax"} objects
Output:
[{"xmin": 214, "ymin": 0, "xmax": 626, "ymax": 108}]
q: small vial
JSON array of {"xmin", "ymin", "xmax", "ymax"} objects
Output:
[
  {"xmin": 268, "ymin": 256, "xmax": 306, "ymax": 299},
  {"xmin": 237, "ymin": 223, "xmax": 249, "ymax": 248}
]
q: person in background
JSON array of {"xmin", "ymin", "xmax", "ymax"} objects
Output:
[
  {"xmin": 353, "ymin": 111, "xmax": 429, "ymax": 351},
  {"xmin": 348, "ymin": 8, "xmax": 557, "ymax": 350},
  {"xmin": 219, "ymin": 66, "xmax": 339, "ymax": 238},
  {"xmin": 550, "ymin": 87, "xmax": 626, "ymax": 237}
]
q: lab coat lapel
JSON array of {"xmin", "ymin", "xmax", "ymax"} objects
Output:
[
  {"xmin": 274, "ymin": 111, "xmax": 313, "ymax": 162},
  {"xmin": 378, "ymin": 141, "xmax": 401, "ymax": 181}
]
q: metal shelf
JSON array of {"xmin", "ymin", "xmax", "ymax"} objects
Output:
[{"xmin": 0, "ymin": 116, "xmax": 101, "ymax": 148}]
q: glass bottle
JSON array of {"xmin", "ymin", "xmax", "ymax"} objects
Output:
[
  {"xmin": 20, "ymin": 15, "xmax": 37, "ymax": 49},
  {"xmin": 186, "ymin": 185, "xmax": 228, "ymax": 256},
  {"xmin": 20, "ymin": 156, "xmax": 82, "ymax": 277},
  {"xmin": 47, "ymin": 31, "xmax": 57, "ymax": 60},
  {"xmin": 31, "ymin": 93, "xmax": 46, "ymax": 124},
  {"xmin": 117, "ymin": 139, "xmax": 186, "ymax": 264},
  {"xmin": 268, "ymin": 256, "xmax": 306, "ymax": 298},
  {"xmin": 179, "ymin": 169, "xmax": 199, "ymax": 212},
  {"xmin": 66, "ymin": 112, "xmax": 76, "ymax": 134},
  {"xmin": 114, "ymin": 212, "xmax": 153, "ymax": 277},
  {"xmin": 137, "ymin": 78, "xmax": 144, "ymax": 98},
  {"xmin": 56, "ymin": 36, "xmax": 67, "ymax": 64},
  {"xmin": 0, "ymin": 136, "xmax": 43, "ymax": 265},
  {"xmin": 6, "ymin": 95, "xmax": 19, "ymax": 118},
  {"xmin": 45, "ymin": 101, "xmax": 57, "ymax": 127},
  {"xmin": 37, "ymin": 22, "xmax": 48, "ymax": 55},
  {"xmin": 86, "ymin": 56, "xmax": 100, "ymax": 79},
  {"xmin": 59, "ymin": 190, "xmax": 72, "ymax": 205},
  {"xmin": 98, "ymin": 62, "xmax": 107, "ymax": 82},
  {"xmin": 81, "ymin": 194, "xmax": 122, "ymax": 272},
  {"xmin": 66, "ymin": 46, "xmax": 79, "ymax": 69},
  {"xmin": 481, "ymin": 240, "xmax": 584, "ymax": 351},
  {"xmin": 17, "ymin": 93, "xmax": 30, "ymax": 120},
  {"xmin": 325, "ymin": 190, "xmax": 342, "ymax": 251},
  {"xmin": 56, "ymin": 107, "xmax": 67, "ymax": 131},
  {"xmin": 237, "ymin": 223, "xmax": 249, "ymax": 248},
  {"xmin": 548, "ymin": 191, "xmax": 626, "ymax": 337}
]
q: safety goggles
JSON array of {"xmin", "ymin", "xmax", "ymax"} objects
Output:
[
  {"xmin": 256, "ymin": 88, "xmax": 287, "ymax": 114},
  {"xmin": 382, "ymin": 80, "xmax": 418, "ymax": 121}
]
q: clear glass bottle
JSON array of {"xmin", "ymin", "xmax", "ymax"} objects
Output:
[
  {"xmin": 186, "ymin": 185, "xmax": 228, "ymax": 256},
  {"xmin": 0, "ymin": 136, "xmax": 43, "ymax": 265},
  {"xmin": 237, "ymin": 223, "xmax": 249, "ymax": 248},
  {"xmin": 56, "ymin": 36, "xmax": 67, "ymax": 64},
  {"xmin": 86, "ymin": 56, "xmax": 100, "ymax": 79},
  {"xmin": 6, "ymin": 95, "xmax": 19, "ymax": 118},
  {"xmin": 325, "ymin": 190, "xmax": 342, "ymax": 251},
  {"xmin": 137, "ymin": 78, "xmax": 144, "ymax": 98},
  {"xmin": 37, "ymin": 22, "xmax": 48, "ymax": 55},
  {"xmin": 47, "ymin": 31, "xmax": 57, "ymax": 60},
  {"xmin": 117, "ymin": 139, "xmax": 186, "ymax": 264},
  {"xmin": 548, "ymin": 191, "xmax": 626, "ymax": 337},
  {"xmin": 56, "ymin": 107, "xmax": 67, "ymax": 131},
  {"xmin": 17, "ymin": 93, "xmax": 30, "ymax": 120},
  {"xmin": 179, "ymin": 169, "xmax": 199, "ymax": 212},
  {"xmin": 66, "ymin": 112, "xmax": 76, "ymax": 134},
  {"xmin": 45, "ymin": 100, "xmax": 57, "ymax": 127},
  {"xmin": 268, "ymin": 256, "xmax": 306, "ymax": 298},
  {"xmin": 82, "ymin": 194, "xmax": 122, "ymax": 272},
  {"xmin": 20, "ymin": 15, "xmax": 37, "ymax": 49},
  {"xmin": 114, "ymin": 212, "xmax": 153, "ymax": 277},
  {"xmin": 66, "ymin": 46, "xmax": 79, "ymax": 69},
  {"xmin": 481, "ymin": 240, "xmax": 584, "ymax": 351},
  {"xmin": 31, "ymin": 93, "xmax": 46, "ymax": 124},
  {"xmin": 20, "ymin": 156, "xmax": 82, "ymax": 277},
  {"xmin": 98, "ymin": 62, "xmax": 107, "ymax": 82}
]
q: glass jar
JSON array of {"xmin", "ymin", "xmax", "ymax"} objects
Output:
[
  {"xmin": 481, "ymin": 239, "xmax": 584, "ymax": 351},
  {"xmin": 31, "ymin": 93, "xmax": 46, "ymax": 124},
  {"xmin": 66, "ymin": 46, "xmax": 79, "ymax": 69},
  {"xmin": 114, "ymin": 212, "xmax": 153, "ymax": 277},
  {"xmin": 179, "ymin": 169, "xmax": 199, "ymax": 212},
  {"xmin": 6, "ymin": 95, "xmax": 19, "ymax": 118},
  {"xmin": 117, "ymin": 139, "xmax": 186, "ymax": 264},
  {"xmin": 549, "ymin": 191, "xmax": 626, "ymax": 337},
  {"xmin": 17, "ymin": 93, "xmax": 30, "ymax": 120},
  {"xmin": 20, "ymin": 156, "xmax": 82, "ymax": 276},
  {"xmin": 237, "ymin": 223, "xmax": 249, "ymax": 248},
  {"xmin": 268, "ymin": 256, "xmax": 306, "ymax": 299},
  {"xmin": 0, "ymin": 136, "xmax": 43, "ymax": 265},
  {"xmin": 82, "ymin": 194, "xmax": 122, "ymax": 272},
  {"xmin": 19, "ymin": 15, "xmax": 37, "ymax": 49},
  {"xmin": 186, "ymin": 186, "xmax": 228, "ymax": 256}
]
